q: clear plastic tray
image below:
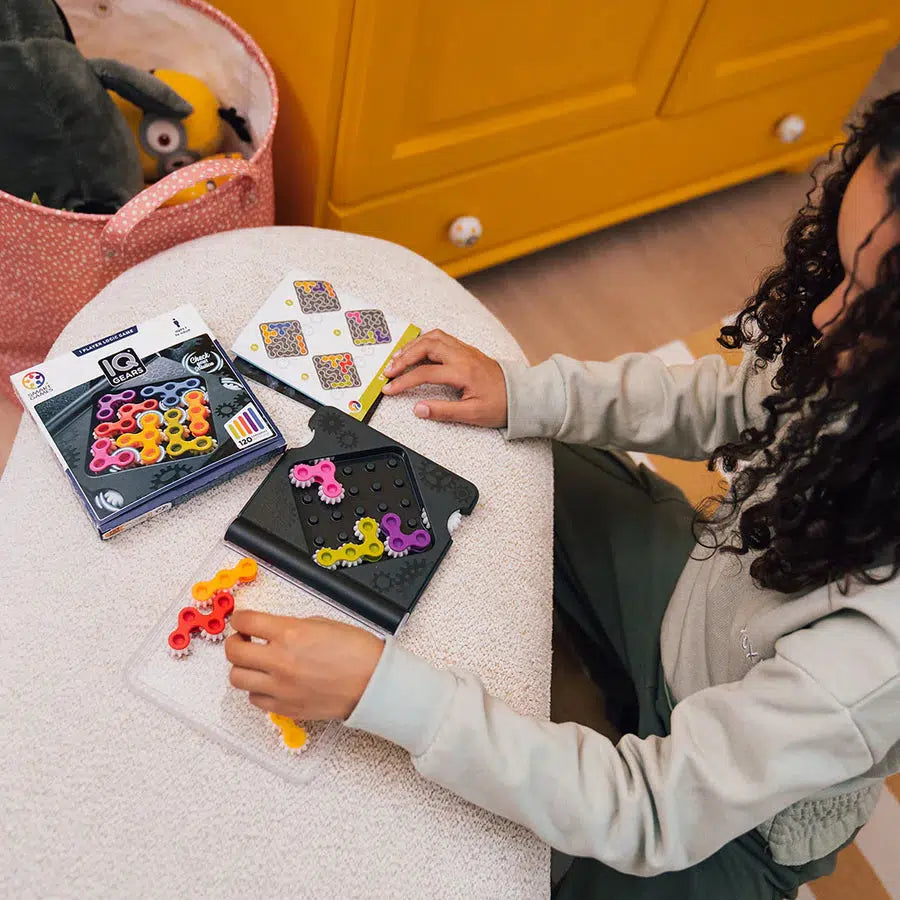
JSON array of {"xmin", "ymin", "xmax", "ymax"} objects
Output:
[{"xmin": 125, "ymin": 543, "xmax": 358, "ymax": 785}]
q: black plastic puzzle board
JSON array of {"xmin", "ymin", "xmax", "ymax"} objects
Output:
[{"xmin": 225, "ymin": 407, "xmax": 479, "ymax": 633}]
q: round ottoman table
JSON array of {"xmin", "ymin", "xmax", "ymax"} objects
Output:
[{"xmin": 0, "ymin": 227, "xmax": 553, "ymax": 899}]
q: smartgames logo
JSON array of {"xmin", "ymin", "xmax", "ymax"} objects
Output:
[
  {"xmin": 224, "ymin": 403, "xmax": 273, "ymax": 448},
  {"xmin": 21, "ymin": 371, "xmax": 45, "ymax": 391}
]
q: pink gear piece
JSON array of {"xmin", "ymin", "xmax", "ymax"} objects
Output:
[
  {"xmin": 88, "ymin": 438, "xmax": 140, "ymax": 474},
  {"xmin": 288, "ymin": 458, "xmax": 345, "ymax": 504}
]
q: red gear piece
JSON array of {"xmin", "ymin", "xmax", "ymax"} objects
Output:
[{"xmin": 167, "ymin": 590, "xmax": 235, "ymax": 657}]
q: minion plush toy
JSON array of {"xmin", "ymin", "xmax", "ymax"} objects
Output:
[{"xmin": 112, "ymin": 70, "xmax": 242, "ymax": 182}]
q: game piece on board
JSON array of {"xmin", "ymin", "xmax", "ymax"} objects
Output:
[
  {"xmin": 191, "ymin": 557, "xmax": 258, "ymax": 609},
  {"xmin": 166, "ymin": 435, "xmax": 216, "ymax": 459},
  {"xmin": 167, "ymin": 590, "xmax": 235, "ymax": 658},
  {"xmin": 183, "ymin": 390, "xmax": 212, "ymax": 437},
  {"xmin": 95, "ymin": 390, "xmax": 137, "ymax": 422},
  {"xmin": 313, "ymin": 517, "xmax": 384, "ymax": 569},
  {"xmin": 289, "ymin": 459, "xmax": 345, "ymax": 505},
  {"xmin": 139, "ymin": 378, "xmax": 202, "ymax": 410},
  {"xmin": 88, "ymin": 438, "xmax": 140, "ymax": 474},
  {"xmin": 118, "ymin": 399, "xmax": 159, "ymax": 420},
  {"xmin": 379, "ymin": 513, "xmax": 432, "ymax": 558},
  {"xmin": 269, "ymin": 713, "xmax": 308, "ymax": 754}
]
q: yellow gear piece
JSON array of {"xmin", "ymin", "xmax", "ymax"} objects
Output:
[
  {"xmin": 313, "ymin": 517, "xmax": 385, "ymax": 569},
  {"xmin": 269, "ymin": 713, "xmax": 308, "ymax": 753},
  {"xmin": 116, "ymin": 422, "xmax": 164, "ymax": 463},
  {"xmin": 166, "ymin": 435, "xmax": 215, "ymax": 458},
  {"xmin": 191, "ymin": 557, "xmax": 258, "ymax": 606}
]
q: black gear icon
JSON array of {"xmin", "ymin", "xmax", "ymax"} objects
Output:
[
  {"xmin": 372, "ymin": 572, "xmax": 393, "ymax": 593},
  {"xmin": 337, "ymin": 430, "xmax": 358, "ymax": 450},
  {"xmin": 59, "ymin": 438, "xmax": 83, "ymax": 468},
  {"xmin": 394, "ymin": 557, "xmax": 429, "ymax": 588},
  {"xmin": 150, "ymin": 463, "xmax": 192, "ymax": 490},
  {"xmin": 317, "ymin": 409, "xmax": 345, "ymax": 436},
  {"xmin": 215, "ymin": 392, "xmax": 249, "ymax": 418},
  {"xmin": 417, "ymin": 460, "xmax": 453, "ymax": 492}
]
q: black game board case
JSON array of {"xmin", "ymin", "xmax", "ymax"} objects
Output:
[{"xmin": 225, "ymin": 408, "xmax": 478, "ymax": 634}]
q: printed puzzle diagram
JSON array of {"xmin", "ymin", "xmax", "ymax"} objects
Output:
[
  {"xmin": 345, "ymin": 310, "xmax": 392, "ymax": 346},
  {"xmin": 293, "ymin": 280, "xmax": 341, "ymax": 314},
  {"xmin": 259, "ymin": 320, "xmax": 308, "ymax": 358},
  {"xmin": 313, "ymin": 353, "xmax": 361, "ymax": 391}
]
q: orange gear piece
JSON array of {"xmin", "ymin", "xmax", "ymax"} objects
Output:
[
  {"xmin": 181, "ymin": 390, "xmax": 211, "ymax": 437},
  {"xmin": 191, "ymin": 557, "xmax": 258, "ymax": 608},
  {"xmin": 269, "ymin": 713, "xmax": 308, "ymax": 753},
  {"xmin": 116, "ymin": 420, "xmax": 165, "ymax": 464}
]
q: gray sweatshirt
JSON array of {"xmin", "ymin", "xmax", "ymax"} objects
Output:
[{"xmin": 347, "ymin": 351, "xmax": 900, "ymax": 873}]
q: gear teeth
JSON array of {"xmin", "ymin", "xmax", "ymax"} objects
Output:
[
  {"xmin": 421, "ymin": 508, "xmax": 430, "ymax": 529},
  {"xmin": 168, "ymin": 646, "xmax": 191, "ymax": 659},
  {"xmin": 343, "ymin": 559, "xmax": 362, "ymax": 568},
  {"xmin": 195, "ymin": 602, "xmax": 213, "ymax": 613},
  {"xmin": 320, "ymin": 487, "xmax": 345, "ymax": 505},
  {"xmin": 289, "ymin": 472, "xmax": 315, "ymax": 489},
  {"xmin": 385, "ymin": 546, "xmax": 409, "ymax": 559}
]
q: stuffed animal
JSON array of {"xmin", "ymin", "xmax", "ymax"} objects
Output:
[
  {"xmin": 111, "ymin": 70, "xmax": 229, "ymax": 182},
  {"xmin": 0, "ymin": 0, "xmax": 192, "ymax": 213}
]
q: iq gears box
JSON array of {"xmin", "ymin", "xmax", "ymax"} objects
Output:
[{"xmin": 12, "ymin": 305, "xmax": 285, "ymax": 539}]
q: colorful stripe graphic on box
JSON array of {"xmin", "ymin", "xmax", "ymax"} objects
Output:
[{"xmin": 224, "ymin": 403, "xmax": 273, "ymax": 448}]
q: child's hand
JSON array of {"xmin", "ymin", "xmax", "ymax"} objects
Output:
[
  {"xmin": 381, "ymin": 329, "xmax": 508, "ymax": 427},
  {"xmin": 225, "ymin": 611, "xmax": 384, "ymax": 721}
]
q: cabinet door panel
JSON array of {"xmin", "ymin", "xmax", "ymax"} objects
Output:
[
  {"xmin": 332, "ymin": 0, "xmax": 703, "ymax": 204},
  {"xmin": 663, "ymin": 0, "xmax": 897, "ymax": 116}
]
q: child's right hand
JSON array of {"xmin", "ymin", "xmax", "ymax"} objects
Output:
[{"xmin": 381, "ymin": 329, "xmax": 508, "ymax": 427}]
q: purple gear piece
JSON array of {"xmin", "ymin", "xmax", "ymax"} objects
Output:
[
  {"xmin": 380, "ymin": 513, "xmax": 431, "ymax": 555},
  {"xmin": 95, "ymin": 389, "xmax": 136, "ymax": 421}
]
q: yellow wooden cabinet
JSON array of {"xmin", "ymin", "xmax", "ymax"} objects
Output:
[{"xmin": 213, "ymin": 0, "xmax": 897, "ymax": 277}]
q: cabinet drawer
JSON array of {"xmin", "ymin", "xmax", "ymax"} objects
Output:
[
  {"xmin": 326, "ymin": 58, "xmax": 876, "ymax": 275},
  {"xmin": 662, "ymin": 0, "xmax": 897, "ymax": 116}
]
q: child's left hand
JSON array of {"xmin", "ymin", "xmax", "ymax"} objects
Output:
[{"xmin": 225, "ymin": 611, "xmax": 384, "ymax": 721}]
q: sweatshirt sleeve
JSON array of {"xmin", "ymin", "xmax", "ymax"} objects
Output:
[
  {"xmin": 499, "ymin": 350, "xmax": 771, "ymax": 460},
  {"xmin": 346, "ymin": 619, "xmax": 890, "ymax": 876}
]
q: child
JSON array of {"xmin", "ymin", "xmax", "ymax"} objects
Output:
[{"xmin": 225, "ymin": 93, "xmax": 900, "ymax": 898}]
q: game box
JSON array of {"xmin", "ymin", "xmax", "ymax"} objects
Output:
[{"xmin": 11, "ymin": 305, "xmax": 285, "ymax": 538}]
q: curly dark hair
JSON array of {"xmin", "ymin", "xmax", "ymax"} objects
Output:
[{"xmin": 699, "ymin": 92, "xmax": 900, "ymax": 594}]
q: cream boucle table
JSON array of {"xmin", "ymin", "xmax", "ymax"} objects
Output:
[{"xmin": 0, "ymin": 228, "xmax": 552, "ymax": 899}]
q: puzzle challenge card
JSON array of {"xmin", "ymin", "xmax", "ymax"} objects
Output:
[{"xmin": 231, "ymin": 273, "xmax": 420, "ymax": 421}]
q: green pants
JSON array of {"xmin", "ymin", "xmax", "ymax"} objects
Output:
[{"xmin": 551, "ymin": 443, "xmax": 840, "ymax": 900}]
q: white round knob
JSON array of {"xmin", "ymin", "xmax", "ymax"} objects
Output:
[
  {"xmin": 448, "ymin": 216, "xmax": 482, "ymax": 248},
  {"xmin": 775, "ymin": 114, "xmax": 806, "ymax": 144}
]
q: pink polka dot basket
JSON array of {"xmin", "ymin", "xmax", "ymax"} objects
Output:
[{"xmin": 0, "ymin": 0, "xmax": 278, "ymax": 400}]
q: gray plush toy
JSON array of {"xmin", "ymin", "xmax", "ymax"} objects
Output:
[{"xmin": 0, "ymin": 0, "xmax": 193, "ymax": 213}]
